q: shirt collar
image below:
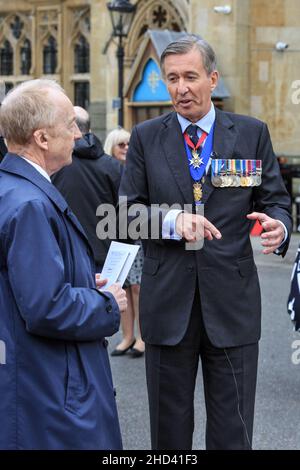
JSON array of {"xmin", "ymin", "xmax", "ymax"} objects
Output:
[
  {"xmin": 20, "ymin": 156, "xmax": 51, "ymax": 182},
  {"xmin": 177, "ymin": 103, "xmax": 216, "ymax": 135}
]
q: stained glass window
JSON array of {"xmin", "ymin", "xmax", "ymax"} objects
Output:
[
  {"xmin": 74, "ymin": 81, "xmax": 90, "ymax": 109},
  {"xmin": 20, "ymin": 39, "xmax": 31, "ymax": 75},
  {"xmin": 43, "ymin": 36, "xmax": 57, "ymax": 74},
  {"xmin": 0, "ymin": 40, "xmax": 13, "ymax": 75},
  {"xmin": 74, "ymin": 35, "xmax": 89, "ymax": 73}
]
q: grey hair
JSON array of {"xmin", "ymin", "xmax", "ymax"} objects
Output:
[
  {"xmin": 0, "ymin": 79, "xmax": 66, "ymax": 145},
  {"xmin": 76, "ymin": 115, "xmax": 90, "ymax": 134},
  {"xmin": 104, "ymin": 128, "xmax": 131, "ymax": 157},
  {"xmin": 160, "ymin": 34, "xmax": 217, "ymax": 76}
]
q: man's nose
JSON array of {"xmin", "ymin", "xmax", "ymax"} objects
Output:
[{"xmin": 177, "ymin": 79, "xmax": 188, "ymax": 95}]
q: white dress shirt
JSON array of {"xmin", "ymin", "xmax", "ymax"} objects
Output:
[{"xmin": 20, "ymin": 156, "xmax": 51, "ymax": 182}]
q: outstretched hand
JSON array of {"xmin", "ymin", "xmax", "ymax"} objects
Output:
[{"xmin": 247, "ymin": 212, "xmax": 285, "ymax": 254}]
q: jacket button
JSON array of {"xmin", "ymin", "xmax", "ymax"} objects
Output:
[
  {"xmin": 188, "ymin": 266, "xmax": 195, "ymax": 272},
  {"xmin": 106, "ymin": 304, "xmax": 112, "ymax": 313},
  {"xmin": 103, "ymin": 339, "xmax": 108, "ymax": 348}
]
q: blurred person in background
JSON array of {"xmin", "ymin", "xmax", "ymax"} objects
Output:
[
  {"xmin": 287, "ymin": 246, "xmax": 300, "ymax": 332},
  {"xmin": 105, "ymin": 128, "xmax": 145, "ymax": 358},
  {"xmin": 0, "ymin": 81, "xmax": 7, "ymax": 162},
  {"xmin": 0, "ymin": 135, "xmax": 7, "ymax": 162}
]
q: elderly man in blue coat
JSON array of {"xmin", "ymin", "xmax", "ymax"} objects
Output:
[{"xmin": 0, "ymin": 79, "xmax": 127, "ymax": 450}]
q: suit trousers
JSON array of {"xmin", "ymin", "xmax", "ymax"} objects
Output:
[{"xmin": 145, "ymin": 290, "xmax": 259, "ymax": 450}]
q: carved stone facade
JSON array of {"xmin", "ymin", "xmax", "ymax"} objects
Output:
[
  {"xmin": 0, "ymin": 1, "xmax": 90, "ymax": 108},
  {"xmin": 0, "ymin": 0, "xmax": 299, "ymax": 157},
  {"xmin": 125, "ymin": 0, "xmax": 188, "ymax": 61}
]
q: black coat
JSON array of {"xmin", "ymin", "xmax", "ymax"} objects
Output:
[
  {"xmin": 52, "ymin": 133, "xmax": 122, "ymax": 268},
  {"xmin": 119, "ymin": 108, "xmax": 292, "ymax": 348},
  {"xmin": 0, "ymin": 136, "xmax": 7, "ymax": 162}
]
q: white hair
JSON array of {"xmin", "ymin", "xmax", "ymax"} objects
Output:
[
  {"xmin": 104, "ymin": 128, "xmax": 131, "ymax": 157},
  {"xmin": 0, "ymin": 79, "xmax": 66, "ymax": 145}
]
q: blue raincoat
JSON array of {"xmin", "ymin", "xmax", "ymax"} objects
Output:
[{"xmin": 0, "ymin": 154, "xmax": 122, "ymax": 449}]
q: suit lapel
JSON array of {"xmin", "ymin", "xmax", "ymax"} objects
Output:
[
  {"xmin": 202, "ymin": 109, "xmax": 237, "ymax": 204},
  {"xmin": 161, "ymin": 112, "xmax": 194, "ymax": 205}
]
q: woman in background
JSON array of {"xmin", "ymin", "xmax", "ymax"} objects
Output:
[
  {"xmin": 287, "ymin": 246, "xmax": 300, "ymax": 332},
  {"xmin": 104, "ymin": 128, "xmax": 145, "ymax": 357}
]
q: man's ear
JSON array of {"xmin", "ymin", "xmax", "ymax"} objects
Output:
[
  {"xmin": 210, "ymin": 70, "xmax": 219, "ymax": 93},
  {"xmin": 33, "ymin": 129, "xmax": 48, "ymax": 150}
]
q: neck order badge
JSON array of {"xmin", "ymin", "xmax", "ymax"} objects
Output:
[{"xmin": 184, "ymin": 122, "xmax": 215, "ymax": 207}]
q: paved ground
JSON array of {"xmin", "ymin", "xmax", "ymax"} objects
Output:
[{"xmin": 108, "ymin": 234, "xmax": 300, "ymax": 450}]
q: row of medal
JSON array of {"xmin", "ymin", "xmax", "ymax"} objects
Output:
[{"xmin": 211, "ymin": 159, "xmax": 262, "ymax": 188}]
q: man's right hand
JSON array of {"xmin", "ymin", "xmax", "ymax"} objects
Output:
[
  {"xmin": 175, "ymin": 213, "xmax": 222, "ymax": 242},
  {"xmin": 105, "ymin": 283, "xmax": 127, "ymax": 313}
]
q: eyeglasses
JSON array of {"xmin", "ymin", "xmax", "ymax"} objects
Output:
[{"xmin": 117, "ymin": 142, "xmax": 129, "ymax": 149}]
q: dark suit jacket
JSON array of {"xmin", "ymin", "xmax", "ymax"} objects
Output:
[
  {"xmin": 52, "ymin": 133, "xmax": 122, "ymax": 268},
  {"xmin": 119, "ymin": 108, "xmax": 292, "ymax": 348}
]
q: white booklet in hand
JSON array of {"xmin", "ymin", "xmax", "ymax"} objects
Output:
[{"xmin": 99, "ymin": 241, "xmax": 140, "ymax": 289}]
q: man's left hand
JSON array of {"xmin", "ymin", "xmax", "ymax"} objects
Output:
[{"xmin": 247, "ymin": 212, "xmax": 285, "ymax": 254}]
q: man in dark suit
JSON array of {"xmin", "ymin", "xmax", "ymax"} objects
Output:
[
  {"xmin": 119, "ymin": 35, "xmax": 292, "ymax": 450},
  {"xmin": 52, "ymin": 106, "xmax": 122, "ymax": 271}
]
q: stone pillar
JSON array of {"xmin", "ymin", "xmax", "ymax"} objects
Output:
[
  {"xmin": 250, "ymin": 0, "xmax": 300, "ymax": 156},
  {"xmin": 90, "ymin": 0, "xmax": 112, "ymax": 140},
  {"xmin": 189, "ymin": 0, "xmax": 250, "ymax": 114}
]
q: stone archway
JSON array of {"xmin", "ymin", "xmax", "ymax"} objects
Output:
[{"xmin": 125, "ymin": 0, "xmax": 188, "ymax": 64}]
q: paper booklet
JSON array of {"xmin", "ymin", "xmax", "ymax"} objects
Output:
[{"xmin": 99, "ymin": 241, "xmax": 140, "ymax": 289}]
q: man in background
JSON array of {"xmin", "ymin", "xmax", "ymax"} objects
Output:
[
  {"xmin": 0, "ymin": 81, "xmax": 7, "ymax": 162},
  {"xmin": 0, "ymin": 135, "xmax": 7, "ymax": 162}
]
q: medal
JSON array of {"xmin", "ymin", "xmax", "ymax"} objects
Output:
[
  {"xmin": 226, "ymin": 161, "xmax": 234, "ymax": 187},
  {"xmin": 230, "ymin": 160, "xmax": 239, "ymax": 187},
  {"xmin": 219, "ymin": 159, "xmax": 227, "ymax": 187},
  {"xmin": 240, "ymin": 160, "xmax": 248, "ymax": 186},
  {"xmin": 221, "ymin": 175, "xmax": 229, "ymax": 187},
  {"xmin": 212, "ymin": 175, "xmax": 222, "ymax": 187},
  {"xmin": 235, "ymin": 159, "xmax": 241, "ymax": 187},
  {"xmin": 246, "ymin": 160, "xmax": 253, "ymax": 186},
  {"xmin": 193, "ymin": 182, "xmax": 203, "ymax": 202},
  {"xmin": 183, "ymin": 122, "xmax": 215, "ymax": 207},
  {"xmin": 190, "ymin": 149, "xmax": 204, "ymax": 169},
  {"xmin": 256, "ymin": 160, "xmax": 262, "ymax": 186},
  {"xmin": 211, "ymin": 160, "xmax": 222, "ymax": 186},
  {"xmin": 240, "ymin": 176, "xmax": 248, "ymax": 187},
  {"xmin": 250, "ymin": 161, "xmax": 256, "ymax": 186}
]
